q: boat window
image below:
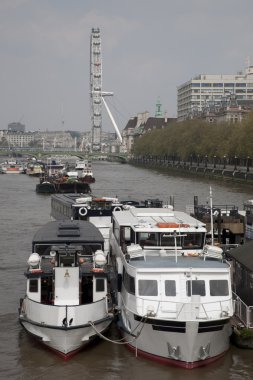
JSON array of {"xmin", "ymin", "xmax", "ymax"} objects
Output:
[
  {"xmin": 161, "ymin": 234, "xmax": 180, "ymax": 247},
  {"xmin": 120, "ymin": 226, "xmax": 132, "ymax": 247},
  {"xmin": 59, "ymin": 254, "xmax": 75, "ymax": 267},
  {"xmin": 165, "ymin": 280, "xmax": 176, "ymax": 296},
  {"xmin": 137, "ymin": 232, "xmax": 149, "ymax": 246},
  {"xmin": 29, "ymin": 279, "xmax": 38, "ymax": 293},
  {"xmin": 138, "ymin": 279, "xmax": 158, "ymax": 296},
  {"xmin": 114, "ymin": 224, "xmax": 120, "ymax": 244},
  {"xmin": 123, "ymin": 268, "xmax": 135, "ymax": 295},
  {"xmin": 210, "ymin": 280, "xmax": 229, "ymax": 296},
  {"xmin": 96, "ymin": 278, "xmax": 105, "ymax": 292},
  {"xmin": 183, "ymin": 233, "xmax": 203, "ymax": 249},
  {"xmin": 186, "ymin": 280, "xmax": 206, "ymax": 296}
]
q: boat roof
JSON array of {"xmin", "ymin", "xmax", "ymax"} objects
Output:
[
  {"xmin": 227, "ymin": 240, "xmax": 253, "ymax": 272},
  {"xmin": 51, "ymin": 193, "xmax": 121, "ymax": 207},
  {"xmin": 32, "ymin": 220, "xmax": 104, "ymax": 245},
  {"xmin": 129, "ymin": 255, "xmax": 229, "ymax": 270},
  {"xmin": 113, "ymin": 208, "xmax": 206, "ymax": 232}
]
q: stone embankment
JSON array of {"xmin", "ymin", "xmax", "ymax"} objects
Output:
[{"xmin": 130, "ymin": 157, "xmax": 253, "ymax": 185}]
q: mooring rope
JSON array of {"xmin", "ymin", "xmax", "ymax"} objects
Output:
[{"xmin": 88, "ymin": 314, "xmax": 147, "ymax": 345}]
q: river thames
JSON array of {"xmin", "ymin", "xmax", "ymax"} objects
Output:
[{"xmin": 0, "ymin": 161, "xmax": 253, "ymax": 380}]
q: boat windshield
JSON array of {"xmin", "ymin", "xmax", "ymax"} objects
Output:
[{"xmin": 137, "ymin": 232, "xmax": 203, "ymax": 249}]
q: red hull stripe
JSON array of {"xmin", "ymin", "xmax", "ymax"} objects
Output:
[{"xmin": 126, "ymin": 344, "xmax": 229, "ymax": 369}]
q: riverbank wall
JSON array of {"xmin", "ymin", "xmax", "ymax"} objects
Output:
[{"xmin": 129, "ymin": 157, "xmax": 253, "ymax": 186}]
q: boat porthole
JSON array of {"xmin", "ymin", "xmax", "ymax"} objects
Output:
[{"xmin": 113, "ymin": 206, "xmax": 121, "ymax": 212}]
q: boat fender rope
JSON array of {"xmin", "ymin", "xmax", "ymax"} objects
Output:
[{"xmin": 79, "ymin": 207, "xmax": 88, "ymax": 216}]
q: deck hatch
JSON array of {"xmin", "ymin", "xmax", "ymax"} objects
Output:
[{"xmin": 57, "ymin": 223, "xmax": 80, "ymax": 237}]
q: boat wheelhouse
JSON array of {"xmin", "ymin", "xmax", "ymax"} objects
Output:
[
  {"xmin": 75, "ymin": 160, "xmax": 95, "ymax": 183},
  {"xmin": 19, "ymin": 220, "xmax": 113, "ymax": 359},
  {"xmin": 51, "ymin": 193, "xmax": 123, "ymax": 254},
  {"xmin": 191, "ymin": 197, "xmax": 244, "ymax": 246},
  {"xmin": 110, "ymin": 207, "xmax": 233, "ymax": 368}
]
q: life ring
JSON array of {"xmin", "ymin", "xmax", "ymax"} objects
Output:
[
  {"xmin": 79, "ymin": 207, "xmax": 88, "ymax": 216},
  {"xmin": 113, "ymin": 206, "xmax": 121, "ymax": 212}
]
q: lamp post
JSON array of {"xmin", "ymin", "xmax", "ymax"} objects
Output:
[
  {"xmin": 205, "ymin": 155, "xmax": 208, "ymax": 168},
  {"xmin": 223, "ymin": 155, "xmax": 226, "ymax": 169},
  {"xmin": 213, "ymin": 155, "xmax": 216, "ymax": 169},
  {"xmin": 234, "ymin": 155, "xmax": 237, "ymax": 171},
  {"xmin": 197, "ymin": 154, "xmax": 200, "ymax": 167},
  {"xmin": 247, "ymin": 156, "xmax": 250, "ymax": 172}
]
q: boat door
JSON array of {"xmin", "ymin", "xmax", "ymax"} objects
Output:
[
  {"xmin": 159, "ymin": 273, "xmax": 179, "ymax": 318},
  {"xmin": 54, "ymin": 267, "xmax": 79, "ymax": 305}
]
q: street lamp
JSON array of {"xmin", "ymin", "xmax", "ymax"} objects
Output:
[
  {"xmin": 205, "ymin": 155, "xmax": 208, "ymax": 168},
  {"xmin": 223, "ymin": 155, "xmax": 226, "ymax": 169},
  {"xmin": 247, "ymin": 156, "xmax": 250, "ymax": 172},
  {"xmin": 213, "ymin": 155, "xmax": 216, "ymax": 169},
  {"xmin": 234, "ymin": 155, "xmax": 237, "ymax": 170}
]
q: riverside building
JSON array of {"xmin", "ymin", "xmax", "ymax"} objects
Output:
[{"xmin": 177, "ymin": 65, "xmax": 253, "ymax": 122}]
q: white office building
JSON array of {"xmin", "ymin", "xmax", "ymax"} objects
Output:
[{"xmin": 177, "ymin": 66, "xmax": 253, "ymax": 121}]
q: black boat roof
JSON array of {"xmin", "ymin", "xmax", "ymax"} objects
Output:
[{"xmin": 32, "ymin": 220, "xmax": 104, "ymax": 245}]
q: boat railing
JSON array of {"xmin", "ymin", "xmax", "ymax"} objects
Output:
[
  {"xmin": 233, "ymin": 292, "xmax": 253, "ymax": 328},
  {"xmin": 121, "ymin": 294, "xmax": 233, "ymax": 321},
  {"xmin": 21, "ymin": 296, "xmax": 109, "ymax": 327}
]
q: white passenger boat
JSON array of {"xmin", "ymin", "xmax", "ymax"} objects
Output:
[
  {"xmin": 19, "ymin": 220, "xmax": 113, "ymax": 359},
  {"xmin": 75, "ymin": 160, "xmax": 95, "ymax": 183},
  {"xmin": 110, "ymin": 207, "xmax": 233, "ymax": 368},
  {"xmin": 1, "ymin": 160, "xmax": 24, "ymax": 174}
]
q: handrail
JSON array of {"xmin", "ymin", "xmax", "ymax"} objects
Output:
[
  {"xmin": 233, "ymin": 292, "xmax": 253, "ymax": 328},
  {"xmin": 119, "ymin": 293, "xmax": 233, "ymax": 321}
]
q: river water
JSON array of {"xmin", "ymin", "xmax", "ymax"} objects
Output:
[{"xmin": 0, "ymin": 161, "xmax": 253, "ymax": 380}]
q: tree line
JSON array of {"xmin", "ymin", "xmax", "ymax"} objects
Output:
[{"xmin": 132, "ymin": 112, "xmax": 253, "ymax": 165}]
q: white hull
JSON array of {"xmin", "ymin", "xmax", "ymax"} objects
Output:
[
  {"xmin": 119, "ymin": 312, "xmax": 231, "ymax": 368},
  {"xmin": 20, "ymin": 317, "xmax": 112, "ymax": 357},
  {"xmin": 20, "ymin": 296, "xmax": 113, "ymax": 357}
]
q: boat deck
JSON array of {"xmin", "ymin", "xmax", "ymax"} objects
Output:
[{"xmin": 128, "ymin": 255, "xmax": 229, "ymax": 269}]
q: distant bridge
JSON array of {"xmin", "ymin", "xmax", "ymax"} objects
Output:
[{"xmin": 0, "ymin": 147, "xmax": 129, "ymax": 163}]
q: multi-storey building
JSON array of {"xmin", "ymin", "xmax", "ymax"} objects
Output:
[
  {"xmin": 5, "ymin": 131, "xmax": 34, "ymax": 147},
  {"xmin": 177, "ymin": 65, "xmax": 253, "ymax": 121}
]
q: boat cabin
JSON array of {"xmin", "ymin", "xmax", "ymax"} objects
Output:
[
  {"xmin": 25, "ymin": 221, "xmax": 108, "ymax": 306},
  {"xmin": 112, "ymin": 207, "xmax": 206, "ymax": 257}
]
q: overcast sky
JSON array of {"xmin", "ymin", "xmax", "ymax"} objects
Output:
[{"xmin": 1, "ymin": 0, "xmax": 253, "ymax": 133}]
